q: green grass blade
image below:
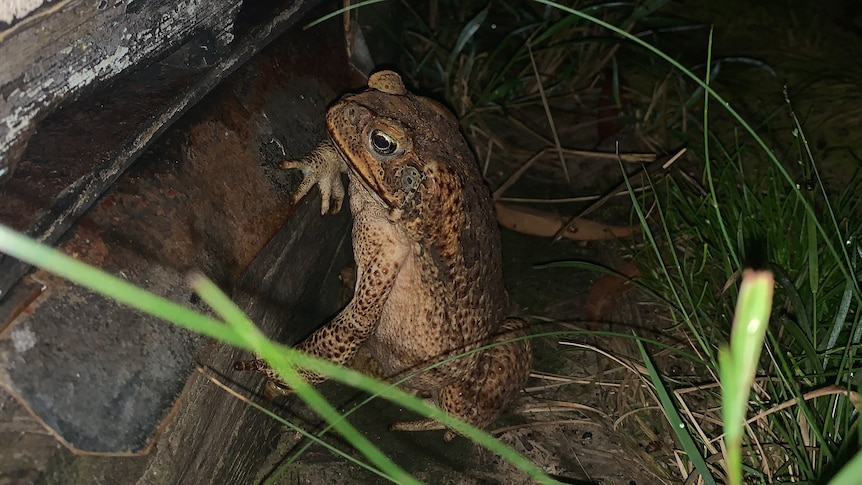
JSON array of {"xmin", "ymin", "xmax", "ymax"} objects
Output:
[
  {"xmin": 203, "ymin": 371, "xmax": 393, "ymax": 482},
  {"xmin": 303, "ymin": 0, "xmax": 387, "ymax": 30},
  {"xmin": 445, "ymin": 5, "xmax": 489, "ymax": 99},
  {"xmin": 257, "ymin": 341, "xmax": 559, "ymax": 483},
  {"xmin": 822, "ymin": 278, "xmax": 853, "ymax": 370},
  {"xmin": 828, "ymin": 450, "xmax": 862, "ymax": 485},
  {"xmin": 189, "ymin": 274, "xmax": 422, "ymax": 485},
  {"xmin": 532, "ymin": 0, "xmax": 860, "ymax": 308},
  {"xmin": 637, "ymin": 338, "xmax": 716, "ymax": 484},
  {"xmin": 719, "ymin": 270, "xmax": 774, "ymax": 485},
  {"xmin": 0, "ymin": 224, "xmax": 244, "ymax": 347},
  {"xmin": 701, "ymin": 26, "xmax": 739, "ymax": 270}
]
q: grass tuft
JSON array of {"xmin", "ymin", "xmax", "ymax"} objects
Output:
[{"xmin": 396, "ymin": 1, "xmax": 862, "ymax": 482}]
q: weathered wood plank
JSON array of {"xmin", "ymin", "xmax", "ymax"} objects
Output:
[
  {"xmin": 0, "ymin": 0, "xmax": 322, "ymax": 300},
  {"xmin": 0, "ymin": 0, "xmax": 241, "ymax": 183},
  {"xmin": 137, "ymin": 194, "xmax": 352, "ymax": 484}
]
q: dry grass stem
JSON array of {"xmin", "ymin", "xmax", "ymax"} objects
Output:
[
  {"xmin": 197, "ymin": 364, "xmax": 255, "ymax": 405},
  {"xmin": 673, "ymin": 388, "xmax": 720, "ymax": 455},
  {"xmin": 524, "ymin": 399, "xmax": 611, "ymax": 421},
  {"xmin": 723, "ymin": 385, "xmax": 857, "ymax": 440},
  {"xmin": 526, "ymin": 371, "xmax": 624, "ymax": 392},
  {"xmin": 553, "ymin": 147, "xmax": 685, "ymax": 240},
  {"xmin": 491, "ymin": 419, "xmax": 600, "ymax": 436},
  {"xmin": 493, "ymin": 149, "xmax": 546, "ymax": 200},
  {"xmin": 558, "ymin": 340, "xmax": 649, "ymax": 375},
  {"xmin": 526, "ymin": 42, "xmax": 569, "ymax": 182},
  {"xmin": 496, "ymin": 186, "xmax": 648, "ymax": 204},
  {"xmin": 613, "ymin": 405, "xmax": 663, "ymax": 429}
]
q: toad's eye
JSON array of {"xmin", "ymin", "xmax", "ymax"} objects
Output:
[{"xmin": 370, "ymin": 129, "xmax": 397, "ymax": 155}]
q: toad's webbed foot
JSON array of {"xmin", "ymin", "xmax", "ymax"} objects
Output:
[
  {"xmin": 389, "ymin": 318, "xmax": 531, "ymax": 441},
  {"xmin": 280, "ymin": 138, "xmax": 347, "ymax": 215}
]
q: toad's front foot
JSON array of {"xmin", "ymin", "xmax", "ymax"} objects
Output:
[
  {"xmin": 234, "ymin": 358, "xmax": 301, "ymax": 401},
  {"xmin": 281, "ymin": 138, "xmax": 347, "ymax": 215}
]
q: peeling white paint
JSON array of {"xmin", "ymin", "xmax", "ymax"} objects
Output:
[
  {"xmin": 11, "ymin": 325, "xmax": 37, "ymax": 353},
  {"xmin": 3, "ymin": 97, "xmax": 36, "ymax": 145},
  {"xmin": 0, "ymin": 0, "xmax": 242, "ymax": 169},
  {"xmin": 67, "ymin": 45, "xmax": 132, "ymax": 89},
  {"xmin": 0, "ymin": 0, "xmax": 48, "ymax": 24}
]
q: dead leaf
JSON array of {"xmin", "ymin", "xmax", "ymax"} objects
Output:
[
  {"xmin": 583, "ymin": 262, "xmax": 641, "ymax": 328},
  {"xmin": 495, "ymin": 202, "xmax": 637, "ymax": 241}
]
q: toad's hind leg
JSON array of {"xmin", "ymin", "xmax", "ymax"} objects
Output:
[{"xmin": 390, "ymin": 318, "xmax": 531, "ymax": 441}]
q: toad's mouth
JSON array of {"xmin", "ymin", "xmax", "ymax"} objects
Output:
[{"xmin": 330, "ymin": 136, "xmax": 396, "ymax": 211}]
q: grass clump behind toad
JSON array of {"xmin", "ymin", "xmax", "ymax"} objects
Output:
[{"xmin": 389, "ymin": 1, "xmax": 862, "ymax": 482}]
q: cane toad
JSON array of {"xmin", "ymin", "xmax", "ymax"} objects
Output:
[{"xmin": 237, "ymin": 71, "xmax": 531, "ymax": 439}]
